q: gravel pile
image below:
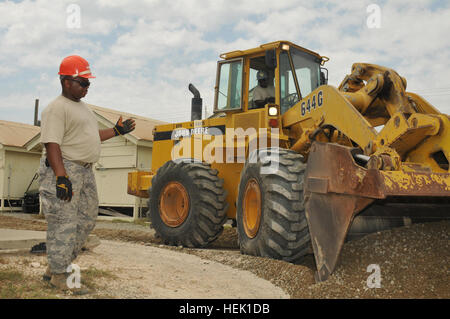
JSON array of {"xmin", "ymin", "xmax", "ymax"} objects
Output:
[{"xmin": 1, "ymin": 213, "xmax": 448, "ymax": 298}]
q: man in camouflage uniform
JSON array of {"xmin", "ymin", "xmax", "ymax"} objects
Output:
[{"xmin": 39, "ymin": 55, "xmax": 135, "ymax": 294}]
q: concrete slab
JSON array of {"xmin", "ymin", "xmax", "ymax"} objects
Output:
[
  {"xmin": 0, "ymin": 229, "xmax": 46, "ymax": 252},
  {"xmin": 0, "ymin": 228, "xmax": 46, "ymax": 250},
  {"xmin": 0, "ymin": 229, "xmax": 100, "ymax": 254}
]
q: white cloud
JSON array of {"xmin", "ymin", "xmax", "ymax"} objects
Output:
[
  {"xmin": 87, "ymin": 74, "xmax": 194, "ymax": 123},
  {"xmin": 95, "ymin": 19, "xmax": 210, "ymax": 73},
  {"xmin": 0, "ymin": 0, "xmax": 116, "ymax": 75}
]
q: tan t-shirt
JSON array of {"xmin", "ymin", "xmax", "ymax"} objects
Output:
[
  {"xmin": 253, "ymin": 85, "xmax": 275, "ymax": 102},
  {"xmin": 41, "ymin": 95, "xmax": 101, "ymax": 163}
]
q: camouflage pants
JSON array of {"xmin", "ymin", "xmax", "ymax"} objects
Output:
[{"xmin": 39, "ymin": 158, "xmax": 98, "ymax": 274}]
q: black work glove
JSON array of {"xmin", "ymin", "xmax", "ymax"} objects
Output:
[
  {"xmin": 113, "ymin": 116, "xmax": 135, "ymax": 136},
  {"xmin": 56, "ymin": 175, "xmax": 73, "ymax": 201},
  {"xmin": 254, "ymin": 100, "xmax": 266, "ymax": 108}
]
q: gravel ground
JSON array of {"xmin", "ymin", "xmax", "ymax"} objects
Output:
[{"xmin": 0, "ymin": 213, "xmax": 449, "ymax": 298}]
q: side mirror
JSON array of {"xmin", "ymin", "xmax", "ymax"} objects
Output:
[
  {"xmin": 320, "ymin": 67, "xmax": 328, "ymax": 85},
  {"xmin": 265, "ymin": 49, "xmax": 277, "ymax": 69}
]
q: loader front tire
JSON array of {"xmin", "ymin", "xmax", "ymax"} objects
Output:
[
  {"xmin": 237, "ymin": 148, "xmax": 311, "ymax": 263},
  {"xmin": 148, "ymin": 160, "xmax": 228, "ymax": 248}
]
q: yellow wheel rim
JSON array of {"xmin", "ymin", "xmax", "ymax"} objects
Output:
[
  {"xmin": 159, "ymin": 182, "xmax": 190, "ymax": 227},
  {"xmin": 243, "ymin": 178, "xmax": 262, "ymax": 238}
]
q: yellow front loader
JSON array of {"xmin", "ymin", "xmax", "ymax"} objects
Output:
[{"xmin": 128, "ymin": 41, "xmax": 450, "ymax": 281}]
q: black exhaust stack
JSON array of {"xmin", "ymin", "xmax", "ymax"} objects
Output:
[
  {"xmin": 189, "ymin": 83, "xmax": 202, "ymax": 121},
  {"xmin": 34, "ymin": 99, "xmax": 41, "ymax": 126}
]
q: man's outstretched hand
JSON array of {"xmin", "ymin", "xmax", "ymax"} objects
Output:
[{"xmin": 113, "ymin": 116, "xmax": 136, "ymax": 136}]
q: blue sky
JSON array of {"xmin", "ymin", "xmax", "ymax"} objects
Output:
[{"xmin": 0, "ymin": 0, "xmax": 449, "ymax": 125}]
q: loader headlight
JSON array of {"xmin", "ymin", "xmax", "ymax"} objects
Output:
[{"xmin": 268, "ymin": 106, "xmax": 278, "ymax": 116}]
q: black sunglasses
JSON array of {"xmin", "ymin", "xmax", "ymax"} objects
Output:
[{"xmin": 68, "ymin": 78, "xmax": 90, "ymax": 88}]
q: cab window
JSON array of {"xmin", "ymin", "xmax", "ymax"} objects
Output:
[
  {"xmin": 290, "ymin": 48, "xmax": 321, "ymax": 97},
  {"xmin": 215, "ymin": 59, "xmax": 243, "ymax": 111},
  {"xmin": 279, "ymin": 48, "xmax": 321, "ymax": 114},
  {"xmin": 279, "ymin": 51, "xmax": 299, "ymax": 114}
]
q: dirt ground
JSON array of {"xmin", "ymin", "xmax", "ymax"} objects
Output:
[{"xmin": 0, "ymin": 213, "xmax": 449, "ymax": 299}]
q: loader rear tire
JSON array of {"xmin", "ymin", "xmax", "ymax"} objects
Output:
[
  {"xmin": 237, "ymin": 148, "xmax": 311, "ymax": 263},
  {"xmin": 148, "ymin": 160, "xmax": 228, "ymax": 248}
]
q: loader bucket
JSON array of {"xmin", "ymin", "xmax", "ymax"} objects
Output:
[{"xmin": 304, "ymin": 142, "xmax": 450, "ymax": 282}]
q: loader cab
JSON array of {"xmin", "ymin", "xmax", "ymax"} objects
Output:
[
  {"xmin": 213, "ymin": 42, "xmax": 326, "ymax": 115},
  {"xmin": 213, "ymin": 54, "xmax": 277, "ymax": 113}
]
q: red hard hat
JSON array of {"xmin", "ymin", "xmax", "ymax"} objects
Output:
[{"xmin": 58, "ymin": 55, "xmax": 95, "ymax": 78}]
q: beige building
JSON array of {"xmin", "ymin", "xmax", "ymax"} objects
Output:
[
  {"xmin": 0, "ymin": 120, "xmax": 41, "ymax": 212},
  {"xmin": 26, "ymin": 104, "xmax": 165, "ymax": 219}
]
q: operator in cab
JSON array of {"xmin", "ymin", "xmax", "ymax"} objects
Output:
[{"xmin": 252, "ymin": 70, "xmax": 275, "ymax": 108}]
